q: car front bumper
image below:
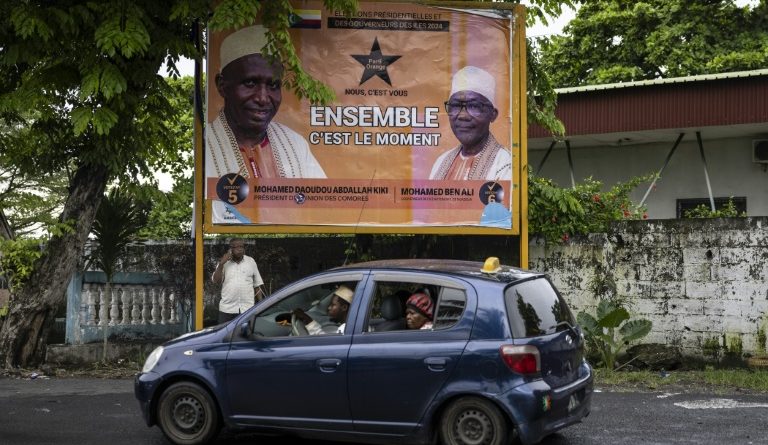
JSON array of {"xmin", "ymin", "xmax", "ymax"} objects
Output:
[{"xmin": 134, "ymin": 371, "xmax": 163, "ymax": 427}]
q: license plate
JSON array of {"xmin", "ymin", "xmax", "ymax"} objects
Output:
[{"xmin": 568, "ymin": 394, "xmax": 580, "ymax": 412}]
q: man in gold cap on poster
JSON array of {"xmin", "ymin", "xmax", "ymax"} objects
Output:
[
  {"xmin": 206, "ymin": 25, "xmax": 326, "ymax": 179},
  {"xmin": 430, "ymin": 66, "xmax": 511, "ymax": 181}
]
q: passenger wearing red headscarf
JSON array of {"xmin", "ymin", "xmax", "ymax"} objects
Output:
[{"xmin": 405, "ymin": 292, "xmax": 434, "ymax": 330}]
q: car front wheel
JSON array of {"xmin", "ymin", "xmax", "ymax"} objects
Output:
[
  {"xmin": 157, "ymin": 381, "xmax": 220, "ymax": 445},
  {"xmin": 440, "ymin": 397, "xmax": 512, "ymax": 445}
]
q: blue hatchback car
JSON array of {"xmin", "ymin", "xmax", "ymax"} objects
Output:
[{"xmin": 135, "ymin": 258, "xmax": 592, "ymax": 445}]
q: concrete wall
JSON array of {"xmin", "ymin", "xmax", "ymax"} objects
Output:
[
  {"xmin": 529, "ymin": 135, "xmax": 768, "ymax": 218},
  {"xmin": 530, "ymin": 217, "xmax": 768, "ymax": 356}
]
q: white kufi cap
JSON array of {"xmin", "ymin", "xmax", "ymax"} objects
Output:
[
  {"xmin": 333, "ymin": 285, "xmax": 354, "ymax": 304},
  {"xmin": 220, "ymin": 25, "xmax": 269, "ymax": 70},
  {"xmin": 450, "ymin": 66, "xmax": 496, "ymax": 107}
]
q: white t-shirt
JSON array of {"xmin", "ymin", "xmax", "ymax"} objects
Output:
[
  {"xmin": 215, "ymin": 255, "xmax": 264, "ymax": 314},
  {"xmin": 307, "ymin": 320, "xmax": 345, "ymax": 335}
]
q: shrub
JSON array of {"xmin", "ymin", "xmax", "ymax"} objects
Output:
[
  {"xmin": 683, "ymin": 198, "xmax": 746, "ymax": 218},
  {"xmin": 577, "ymin": 298, "xmax": 652, "ymax": 370},
  {"xmin": 528, "ymin": 172, "xmax": 653, "ymax": 244}
]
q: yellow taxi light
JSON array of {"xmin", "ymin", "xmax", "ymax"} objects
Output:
[{"xmin": 481, "ymin": 257, "xmax": 501, "ymax": 274}]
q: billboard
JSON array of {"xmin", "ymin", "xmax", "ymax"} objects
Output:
[{"xmin": 203, "ymin": 0, "xmax": 524, "ymax": 233}]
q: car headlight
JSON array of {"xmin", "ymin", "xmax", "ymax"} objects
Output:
[{"xmin": 142, "ymin": 346, "xmax": 164, "ymax": 373}]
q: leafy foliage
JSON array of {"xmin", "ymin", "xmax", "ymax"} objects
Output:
[
  {"xmin": 87, "ymin": 187, "xmax": 150, "ymax": 281},
  {"xmin": 0, "ymin": 0, "xmax": 375, "ymax": 367},
  {"xmin": 683, "ymin": 198, "xmax": 746, "ymax": 219},
  {"xmin": 577, "ymin": 299, "xmax": 653, "ymax": 370},
  {"xmin": 528, "ymin": 171, "xmax": 654, "ymax": 243},
  {"xmin": 0, "ymin": 238, "xmax": 43, "ymax": 292},
  {"xmin": 138, "ymin": 175, "xmax": 193, "ymax": 239},
  {"xmin": 527, "ymin": 39, "xmax": 565, "ymax": 136},
  {"xmin": 540, "ymin": 0, "xmax": 768, "ymax": 88},
  {"xmin": 209, "ymin": 0, "xmax": 359, "ymax": 104},
  {"xmin": 0, "ymin": 154, "xmax": 69, "ymax": 237},
  {"xmin": 137, "ymin": 76, "xmax": 194, "ymax": 239}
]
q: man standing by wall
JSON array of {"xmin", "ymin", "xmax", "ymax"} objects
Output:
[{"xmin": 212, "ymin": 238, "xmax": 265, "ymax": 324}]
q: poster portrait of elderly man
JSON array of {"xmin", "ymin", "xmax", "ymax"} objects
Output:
[
  {"xmin": 206, "ymin": 25, "xmax": 326, "ymax": 179},
  {"xmin": 429, "ymin": 66, "xmax": 512, "ymax": 181}
]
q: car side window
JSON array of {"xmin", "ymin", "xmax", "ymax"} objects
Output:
[
  {"xmin": 432, "ymin": 287, "xmax": 467, "ymax": 330},
  {"xmin": 364, "ymin": 281, "xmax": 466, "ymax": 332},
  {"xmin": 240, "ymin": 281, "xmax": 358, "ymax": 339},
  {"xmin": 365, "ymin": 281, "xmax": 410, "ymax": 332}
]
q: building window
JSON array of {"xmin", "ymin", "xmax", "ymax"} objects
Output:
[{"xmin": 676, "ymin": 197, "xmax": 747, "ymax": 218}]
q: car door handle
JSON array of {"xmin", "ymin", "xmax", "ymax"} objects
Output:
[
  {"xmin": 424, "ymin": 357, "xmax": 448, "ymax": 372},
  {"xmin": 317, "ymin": 358, "xmax": 341, "ymax": 373}
]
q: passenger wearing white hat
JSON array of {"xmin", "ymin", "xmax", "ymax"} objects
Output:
[
  {"xmin": 292, "ymin": 285, "xmax": 355, "ymax": 335},
  {"xmin": 430, "ymin": 66, "xmax": 511, "ymax": 181},
  {"xmin": 205, "ymin": 25, "xmax": 326, "ymax": 182}
]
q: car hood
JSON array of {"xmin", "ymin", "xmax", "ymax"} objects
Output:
[{"xmin": 163, "ymin": 323, "xmax": 230, "ymax": 348}]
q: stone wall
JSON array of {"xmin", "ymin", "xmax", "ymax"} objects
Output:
[{"xmin": 529, "ymin": 217, "xmax": 768, "ymax": 356}]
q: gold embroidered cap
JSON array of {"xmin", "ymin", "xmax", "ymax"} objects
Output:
[
  {"xmin": 333, "ymin": 285, "xmax": 354, "ymax": 304},
  {"xmin": 450, "ymin": 66, "xmax": 496, "ymax": 108},
  {"xmin": 220, "ymin": 25, "xmax": 269, "ymax": 70}
]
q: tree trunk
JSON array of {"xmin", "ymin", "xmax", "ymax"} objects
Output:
[{"xmin": 0, "ymin": 163, "xmax": 109, "ymax": 368}]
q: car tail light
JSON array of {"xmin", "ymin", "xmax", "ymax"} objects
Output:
[{"xmin": 500, "ymin": 345, "xmax": 540, "ymax": 375}]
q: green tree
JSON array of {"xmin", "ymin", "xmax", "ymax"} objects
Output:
[
  {"xmin": 0, "ymin": 0, "xmax": 575, "ymax": 367},
  {"xmin": 0, "ymin": 0, "xmax": 360, "ymax": 368},
  {"xmin": 540, "ymin": 0, "xmax": 768, "ymax": 88},
  {"xmin": 0, "ymin": 153, "xmax": 69, "ymax": 237},
  {"xmin": 87, "ymin": 187, "xmax": 149, "ymax": 361},
  {"xmin": 139, "ymin": 76, "xmax": 195, "ymax": 240},
  {"xmin": 139, "ymin": 176, "xmax": 194, "ymax": 239}
]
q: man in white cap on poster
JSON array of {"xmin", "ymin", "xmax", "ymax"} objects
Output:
[
  {"xmin": 206, "ymin": 25, "xmax": 326, "ymax": 179},
  {"xmin": 430, "ymin": 66, "xmax": 511, "ymax": 181}
]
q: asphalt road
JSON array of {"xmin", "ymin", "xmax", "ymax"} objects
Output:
[{"xmin": 1, "ymin": 377, "xmax": 768, "ymax": 445}]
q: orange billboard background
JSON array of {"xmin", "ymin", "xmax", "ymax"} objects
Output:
[{"xmin": 204, "ymin": 0, "xmax": 522, "ymax": 231}]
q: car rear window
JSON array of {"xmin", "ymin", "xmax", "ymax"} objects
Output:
[{"xmin": 504, "ymin": 278, "xmax": 575, "ymax": 338}]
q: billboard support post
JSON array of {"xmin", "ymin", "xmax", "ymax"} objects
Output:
[{"xmin": 193, "ymin": 20, "xmax": 205, "ymax": 330}]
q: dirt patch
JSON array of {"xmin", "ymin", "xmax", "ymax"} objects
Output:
[{"xmin": 1, "ymin": 359, "xmax": 140, "ymax": 380}]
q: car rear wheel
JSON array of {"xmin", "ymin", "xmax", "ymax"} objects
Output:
[
  {"xmin": 440, "ymin": 397, "xmax": 512, "ymax": 445},
  {"xmin": 157, "ymin": 382, "xmax": 220, "ymax": 445}
]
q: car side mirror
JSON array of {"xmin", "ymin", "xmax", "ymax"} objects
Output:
[{"xmin": 240, "ymin": 321, "xmax": 250, "ymax": 338}]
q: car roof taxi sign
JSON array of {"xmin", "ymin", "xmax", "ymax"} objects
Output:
[{"xmin": 481, "ymin": 257, "xmax": 502, "ymax": 274}]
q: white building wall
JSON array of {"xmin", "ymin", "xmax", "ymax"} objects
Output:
[{"xmin": 529, "ymin": 136, "xmax": 768, "ymax": 218}]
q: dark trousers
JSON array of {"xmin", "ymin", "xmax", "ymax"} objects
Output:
[{"xmin": 218, "ymin": 310, "xmax": 239, "ymax": 325}]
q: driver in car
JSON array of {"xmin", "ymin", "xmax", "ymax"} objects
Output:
[{"xmin": 292, "ymin": 285, "xmax": 354, "ymax": 335}]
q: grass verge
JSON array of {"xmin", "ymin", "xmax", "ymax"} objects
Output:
[{"xmin": 594, "ymin": 368, "xmax": 768, "ymax": 393}]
